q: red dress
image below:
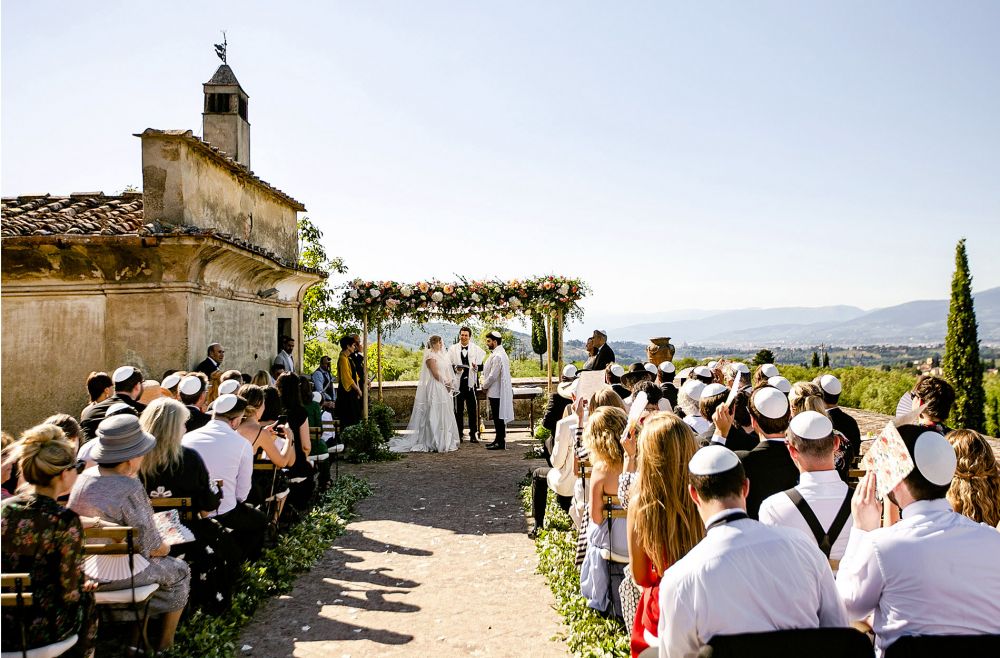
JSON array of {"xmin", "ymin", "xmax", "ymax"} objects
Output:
[{"xmin": 630, "ymin": 556, "xmax": 664, "ymax": 657}]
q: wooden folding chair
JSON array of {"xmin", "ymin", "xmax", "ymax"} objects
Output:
[
  {"xmin": 253, "ymin": 461, "xmax": 287, "ymax": 533},
  {"xmin": 1, "ymin": 573, "xmax": 80, "ymax": 658},
  {"xmin": 149, "ymin": 496, "xmax": 195, "ymax": 522},
  {"xmin": 323, "ymin": 418, "xmax": 344, "ymax": 481}
]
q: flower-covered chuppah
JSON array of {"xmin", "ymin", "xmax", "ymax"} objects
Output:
[{"xmin": 337, "ymin": 276, "xmax": 588, "ymax": 417}]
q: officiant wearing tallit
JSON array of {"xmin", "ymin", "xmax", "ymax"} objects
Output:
[
  {"xmin": 482, "ymin": 331, "xmax": 513, "ymax": 450},
  {"xmin": 447, "ymin": 326, "xmax": 486, "ymax": 443}
]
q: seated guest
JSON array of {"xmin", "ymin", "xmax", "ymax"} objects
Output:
[
  {"xmin": 658, "ymin": 445, "xmax": 846, "ymax": 658},
  {"xmin": 580, "ymin": 407, "xmax": 630, "ymax": 614},
  {"xmin": 758, "ymin": 411, "xmax": 853, "ymax": 564},
  {"xmin": 179, "ymin": 373, "xmax": 211, "ymax": 432},
  {"xmin": 541, "ymin": 366, "xmax": 578, "ymax": 448},
  {"xmin": 67, "ymin": 415, "xmax": 190, "ymax": 653},
  {"xmin": 946, "ymin": 429, "xmax": 1000, "ymax": 527},
  {"xmin": 205, "ymin": 371, "xmax": 224, "ymax": 407},
  {"xmin": 182, "ymin": 394, "xmax": 266, "ymax": 562},
  {"xmin": 139, "ymin": 379, "xmax": 164, "ymax": 405},
  {"xmin": 251, "ymin": 370, "xmax": 271, "ymax": 387},
  {"xmin": 627, "ymin": 413, "xmax": 703, "ymax": 657},
  {"xmin": 678, "ymin": 381, "xmax": 710, "ymax": 434},
  {"xmin": 277, "ymin": 372, "xmax": 315, "ymax": 509},
  {"xmin": 42, "ymin": 414, "xmax": 83, "ymax": 454},
  {"xmin": 657, "ymin": 361, "xmax": 678, "ymax": 409},
  {"xmin": 80, "ymin": 366, "xmax": 147, "ymax": 442},
  {"xmin": 139, "ymin": 398, "xmax": 238, "ymax": 613},
  {"xmin": 160, "ymin": 372, "xmax": 183, "ymax": 400},
  {"xmin": 218, "ymin": 379, "xmax": 241, "ymax": 397},
  {"xmin": 736, "ymin": 386, "xmax": 797, "ymax": 519},
  {"xmin": 607, "ymin": 364, "xmax": 630, "ymax": 401},
  {"xmin": 1, "ymin": 424, "xmax": 97, "ymax": 657},
  {"xmin": 220, "ymin": 369, "xmax": 242, "ymax": 385},
  {"xmin": 1, "ymin": 432, "xmax": 17, "ymax": 499},
  {"xmin": 910, "ymin": 374, "xmax": 956, "ymax": 433},
  {"xmin": 837, "ymin": 426, "xmax": 1000, "ymax": 654},
  {"xmin": 632, "ymin": 381, "xmax": 669, "ymax": 412},
  {"xmin": 530, "ymin": 378, "xmax": 579, "ymax": 538},
  {"xmin": 82, "ymin": 371, "xmax": 113, "ymax": 416},
  {"xmin": 817, "ymin": 374, "xmax": 861, "ymax": 468},
  {"xmin": 237, "ymin": 384, "xmax": 295, "ymax": 506}
]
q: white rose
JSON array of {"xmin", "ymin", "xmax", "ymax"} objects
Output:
[
  {"xmin": 509, "ymin": 296, "xmax": 521, "ymax": 307},
  {"xmin": 349, "ymin": 290, "xmax": 359, "ymax": 299},
  {"xmin": 401, "ymin": 286, "xmax": 413, "ymax": 297},
  {"xmin": 471, "ymin": 293, "xmax": 481, "ymax": 302},
  {"xmin": 431, "ymin": 291, "xmax": 444, "ymax": 303},
  {"xmin": 370, "ymin": 289, "xmax": 380, "ymax": 298},
  {"xmin": 558, "ymin": 284, "xmax": 569, "ymax": 296}
]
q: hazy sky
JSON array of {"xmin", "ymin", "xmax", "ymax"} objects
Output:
[{"xmin": 3, "ymin": 1, "xmax": 998, "ymax": 324}]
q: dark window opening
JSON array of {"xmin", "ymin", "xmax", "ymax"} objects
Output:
[
  {"xmin": 238, "ymin": 96, "xmax": 248, "ymax": 121},
  {"xmin": 206, "ymin": 93, "xmax": 232, "ymax": 113}
]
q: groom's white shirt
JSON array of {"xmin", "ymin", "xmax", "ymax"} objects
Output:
[
  {"xmin": 482, "ymin": 345, "xmax": 514, "ymax": 421},
  {"xmin": 447, "ymin": 341, "xmax": 486, "ymax": 388}
]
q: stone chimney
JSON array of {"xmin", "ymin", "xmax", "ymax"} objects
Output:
[{"xmin": 202, "ymin": 64, "xmax": 250, "ymax": 168}]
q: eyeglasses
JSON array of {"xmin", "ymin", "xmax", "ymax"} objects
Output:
[{"xmin": 64, "ymin": 459, "xmax": 86, "ymax": 475}]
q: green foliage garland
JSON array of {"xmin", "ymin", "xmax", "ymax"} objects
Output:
[
  {"xmin": 943, "ymin": 239, "xmax": 986, "ymax": 431},
  {"xmin": 531, "ymin": 314, "xmax": 548, "ymax": 368}
]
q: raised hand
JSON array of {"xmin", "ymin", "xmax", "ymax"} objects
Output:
[{"xmin": 851, "ymin": 471, "xmax": 883, "ymax": 532}]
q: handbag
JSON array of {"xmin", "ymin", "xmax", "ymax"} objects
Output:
[{"xmin": 619, "ymin": 569, "xmax": 642, "ymax": 632}]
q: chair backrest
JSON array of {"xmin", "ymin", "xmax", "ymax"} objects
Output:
[
  {"xmin": 0, "ymin": 573, "xmax": 32, "ymax": 607},
  {"xmin": 602, "ymin": 494, "xmax": 627, "ymax": 520},
  {"xmin": 883, "ymin": 634, "xmax": 1000, "ymax": 658},
  {"xmin": 149, "ymin": 496, "xmax": 195, "ymax": 521},
  {"xmin": 699, "ymin": 627, "xmax": 875, "ymax": 658},
  {"xmin": 83, "ymin": 526, "xmax": 134, "ymax": 555}
]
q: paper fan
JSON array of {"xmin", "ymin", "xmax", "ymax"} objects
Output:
[
  {"xmin": 83, "ymin": 554, "xmax": 150, "ymax": 582},
  {"xmin": 153, "ymin": 510, "xmax": 196, "ymax": 545}
]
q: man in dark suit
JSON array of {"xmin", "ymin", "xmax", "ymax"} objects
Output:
[
  {"xmin": 80, "ymin": 366, "xmax": 147, "ymax": 442},
  {"xmin": 817, "ymin": 374, "xmax": 861, "ymax": 476},
  {"xmin": 590, "ymin": 330, "xmax": 615, "ymax": 371},
  {"xmin": 736, "ymin": 386, "xmax": 798, "ymax": 519},
  {"xmin": 194, "ymin": 343, "xmax": 225, "ymax": 377}
]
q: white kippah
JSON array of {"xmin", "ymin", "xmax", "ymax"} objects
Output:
[
  {"xmin": 112, "ymin": 366, "xmax": 135, "ymax": 383},
  {"xmin": 106, "ymin": 402, "xmax": 135, "ymax": 416},
  {"xmin": 913, "ymin": 431, "xmax": 957, "ymax": 486},
  {"xmin": 644, "ymin": 363, "xmax": 658, "ymax": 375},
  {"xmin": 218, "ymin": 379, "xmax": 240, "ymax": 395},
  {"xmin": 659, "ymin": 361, "xmax": 675, "ymax": 374},
  {"xmin": 702, "ymin": 383, "xmax": 729, "ymax": 398},
  {"xmin": 213, "ymin": 394, "xmax": 239, "ymax": 414},
  {"xmin": 610, "ymin": 364, "xmax": 625, "ymax": 378},
  {"xmin": 768, "ymin": 376, "xmax": 792, "ymax": 394},
  {"xmin": 733, "ymin": 362, "xmax": 750, "ymax": 374},
  {"xmin": 312, "ymin": 391, "xmax": 323, "ymax": 403},
  {"xmin": 681, "ymin": 380, "xmax": 706, "ymax": 401},
  {"xmin": 562, "ymin": 364, "xmax": 578, "ymax": 379},
  {"xmin": 179, "ymin": 375, "xmax": 203, "ymax": 396},
  {"xmin": 760, "ymin": 363, "xmax": 779, "ymax": 378},
  {"xmin": 594, "ymin": 329, "xmax": 607, "ymax": 337},
  {"xmin": 753, "ymin": 387, "xmax": 789, "ymax": 419},
  {"xmin": 161, "ymin": 374, "xmax": 181, "ymax": 390},
  {"xmin": 677, "ymin": 367, "xmax": 693, "ymax": 380},
  {"xmin": 819, "ymin": 374, "xmax": 842, "ymax": 395},
  {"xmin": 689, "ymin": 445, "xmax": 740, "ymax": 475},
  {"xmin": 707, "ymin": 361, "xmax": 719, "ymax": 369},
  {"xmin": 693, "ymin": 366, "xmax": 712, "ymax": 378},
  {"xmin": 487, "ymin": 331, "xmax": 503, "ymax": 340},
  {"xmin": 789, "ymin": 411, "xmax": 833, "ymax": 440}
]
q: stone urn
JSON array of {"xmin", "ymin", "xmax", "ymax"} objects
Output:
[{"xmin": 647, "ymin": 337, "xmax": 675, "ymax": 366}]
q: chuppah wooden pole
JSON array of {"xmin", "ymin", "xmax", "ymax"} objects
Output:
[
  {"xmin": 546, "ymin": 313, "xmax": 554, "ymax": 393},
  {"xmin": 362, "ymin": 314, "xmax": 370, "ymax": 420},
  {"xmin": 557, "ymin": 309, "xmax": 564, "ymax": 385},
  {"xmin": 377, "ymin": 327, "xmax": 384, "ymax": 402}
]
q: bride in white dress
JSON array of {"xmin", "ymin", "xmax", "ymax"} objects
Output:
[{"xmin": 389, "ymin": 335, "xmax": 461, "ymax": 453}]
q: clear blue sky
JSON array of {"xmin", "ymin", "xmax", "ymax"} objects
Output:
[{"xmin": 3, "ymin": 1, "xmax": 998, "ymax": 323}]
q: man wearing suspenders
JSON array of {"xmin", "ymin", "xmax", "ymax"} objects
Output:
[{"xmin": 759, "ymin": 411, "xmax": 854, "ymax": 567}]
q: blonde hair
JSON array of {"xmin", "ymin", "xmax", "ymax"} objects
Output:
[
  {"xmin": 16, "ymin": 424, "xmax": 75, "ymax": 486},
  {"xmin": 251, "ymin": 370, "xmax": 271, "ymax": 387},
  {"xmin": 205, "ymin": 371, "xmax": 224, "ymax": 406},
  {"xmin": 789, "ymin": 382, "xmax": 826, "ymax": 417},
  {"xmin": 633, "ymin": 413, "xmax": 705, "ymax": 573},
  {"xmin": 139, "ymin": 398, "xmax": 189, "ymax": 478},
  {"xmin": 583, "ymin": 407, "xmax": 628, "ymax": 469},
  {"xmin": 946, "ymin": 429, "xmax": 1000, "ymax": 527},
  {"xmin": 588, "ymin": 386, "xmax": 627, "ymax": 412}
]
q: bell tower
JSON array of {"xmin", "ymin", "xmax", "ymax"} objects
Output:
[{"xmin": 202, "ymin": 39, "xmax": 250, "ymax": 168}]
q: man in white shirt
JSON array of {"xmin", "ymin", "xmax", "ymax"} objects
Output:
[
  {"xmin": 658, "ymin": 445, "xmax": 847, "ymax": 658},
  {"xmin": 836, "ymin": 425, "xmax": 1000, "ymax": 655},
  {"xmin": 182, "ymin": 393, "xmax": 266, "ymax": 561},
  {"xmin": 759, "ymin": 411, "xmax": 853, "ymax": 565},
  {"xmin": 273, "ymin": 335, "xmax": 295, "ymax": 374},
  {"xmin": 447, "ymin": 326, "xmax": 486, "ymax": 443},
  {"xmin": 481, "ymin": 331, "xmax": 513, "ymax": 450}
]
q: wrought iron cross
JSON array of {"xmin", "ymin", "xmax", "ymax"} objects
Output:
[{"xmin": 214, "ymin": 32, "xmax": 227, "ymax": 64}]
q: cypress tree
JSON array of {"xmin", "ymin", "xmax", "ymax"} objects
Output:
[
  {"xmin": 942, "ymin": 239, "xmax": 986, "ymax": 431},
  {"xmin": 811, "ymin": 351, "xmax": 820, "ymax": 368},
  {"xmin": 822, "ymin": 351, "xmax": 830, "ymax": 368},
  {"xmin": 530, "ymin": 314, "xmax": 547, "ymax": 369}
]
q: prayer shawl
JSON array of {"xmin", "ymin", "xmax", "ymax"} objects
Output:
[{"xmin": 482, "ymin": 345, "xmax": 514, "ymax": 421}]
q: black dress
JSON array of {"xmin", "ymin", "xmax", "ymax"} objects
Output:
[{"xmin": 284, "ymin": 406, "xmax": 315, "ymax": 509}]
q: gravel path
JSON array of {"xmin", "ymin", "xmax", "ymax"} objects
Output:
[{"xmin": 239, "ymin": 427, "xmax": 568, "ymax": 657}]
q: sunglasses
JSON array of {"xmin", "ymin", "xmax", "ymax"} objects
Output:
[{"xmin": 64, "ymin": 459, "xmax": 86, "ymax": 475}]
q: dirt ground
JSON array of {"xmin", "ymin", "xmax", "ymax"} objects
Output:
[{"xmin": 239, "ymin": 427, "xmax": 569, "ymax": 657}]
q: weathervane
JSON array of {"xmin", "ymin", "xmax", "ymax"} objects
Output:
[{"xmin": 214, "ymin": 31, "xmax": 227, "ymax": 64}]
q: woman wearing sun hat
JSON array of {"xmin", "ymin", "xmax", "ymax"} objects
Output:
[{"xmin": 67, "ymin": 414, "xmax": 191, "ymax": 653}]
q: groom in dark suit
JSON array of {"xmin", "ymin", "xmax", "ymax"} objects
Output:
[{"xmin": 736, "ymin": 386, "xmax": 798, "ymax": 519}]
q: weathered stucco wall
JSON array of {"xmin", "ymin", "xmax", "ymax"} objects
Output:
[{"xmin": 140, "ymin": 133, "xmax": 299, "ymax": 262}]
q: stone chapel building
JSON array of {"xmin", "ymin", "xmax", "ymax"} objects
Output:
[{"xmin": 1, "ymin": 62, "xmax": 324, "ymax": 432}]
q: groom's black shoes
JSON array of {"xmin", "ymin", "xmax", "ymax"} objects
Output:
[
  {"xmin": 469, "ymin": 436, "xmax": 480, "ymax": 443},
  {"xmin": 486, "ymin": 443, "xmax": 505, "ymax": 451}
]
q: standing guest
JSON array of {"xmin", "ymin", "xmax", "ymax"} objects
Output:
[
  {"xmin": 607, "ymin": 364, "xmax": 630, "ymax": 401},
  {"xmin": 1, "ymin": 424, "xmax": 97, "ymax": 658},
  {"xmin": 723, "ymin": 362, "xmax": 750, "ymax": 387},
  {"xmin": 276, "ymin": 373, "xmax": 314, "ymax": 508},
  {"xmin": 448, "ymin": 327, "xmax": 486, "ymax": 444},
  {"xmin": 837, "ymin": 426, "xmax": 1000, "ymax": 654},
  {"xmin": 182, "ymin": 395, "xmax": 266, "ymax": 562},
  {"xmin": 705, "ymin": 389, "xmax": 759, "ymax": 452},
  {"xmin": 178, "ymin": 374, "xmax": 211, "ymax": 432},
  {"xmin": 657, "ymin": 446, "xmax": 846, "ymax": 658},
  {"xmin": 696, "ymin": 383, "xmax": 732, "ymax": 447},
  {"xmin": 83, "ymin": 371, "xmax": 114, "ymax": 413},
  {"xmin": 910, "ymin": 374, "xmax": 956, "ymax": 433},
  {"xmin": 68, "ymin": 415, "xmax": 191, "ymax": 653},
  {"xmin": 194, "ymin": 343, "xmax": 225, "ymax": 377},
  {"xmin": 273, "ymin": 336, "xmax": 296, "ymax": 375},
  {"xmin": 80, "ymin": 366, "xmax": 146, "ymax": 442},
  {"xmin": 657, "ymin": 361, "xmax": 678, "ymax": 410},
  {"xmin": 759, "ymin": 411, "xmax": 853, "ymax": 564},
  {"xmin": 768, "ymin": 375, "xmax": 792, "ymax": 395},
  {"xmin": 482, "ymin": 331, "xmax": 513, "ymax": 451},
  {"xmin": 160, "ymin": 373, "xmax": 183, "ymax": 399},
  {"xmin": 817, "ymin": 375, "xmax": 860, "ymax": 467},
  {"xmin": 753, "ymin": 363, "xmax": 779, "ymax": 388},
  {"xmin": 736, "ymin": 386, "xmax": 797, "ymax": 519},
  {"xmin": 581, "ymin": 337, "xmax": 597, "ymax": 371},
  {"xmin": 626, "ymin": 413, "xmax": 704, "ymax": 657},
  {"xmin": 678, "ymin": 381, "xmax": 710, "ymax": 434},
  {"xmin": 591, "ymin": 330, "xmax": 616, "ymax": 371},
  {"xmin": 311, "ymin": 355, "xmax": 337, "ymax": 411},
  {"xmin": 350, "ymin": 334, "xmax": 367, "ymax": 398},
  {"xmin": 692, "ymin": 366, "xmax": 714, "ymax": 385},
  {"xmin": 946, "ymin": 429, "xmax": 1000, "ymax": 527},
  {"xmin": 620, "ymin": 363, "xmax": 655, "ymax": 400},
  {"xmin": 789, "ymin": 381, "xmax": 826, "ymax": 416},
  {"xmin": 251, "ymin": 370, "xmax": 271, "ymax": 387},
  {"xmin": 139, "ymin": 399, "xmax": 237, "ymax": 613},
  {"xmin": 337, "ymin": 336, "xmax": 363, "ymax": 430}
]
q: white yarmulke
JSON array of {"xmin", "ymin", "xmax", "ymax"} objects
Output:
[
  {"xmin": 161, "ymin": 374, "xmax": 181, "ymax": 390},
  {"xmin": 681, "ymin": 380, "xmax": 706, "ymax": 401},
  {"xmin": 819, "ymin": 374, "xmax": 842, "ymax": 396},
  {"xmin": 610, "ymin": 364, "xmax": 625, "ymax": 378},
  {"xmin": 760, "ymin": 363, "xmax": 780, "ymax": 378},
  {"xmin": 789, "ymin": 411, "xmax": 833, "ymax": 440},
  {"xmin": 678, "ymin": 367, "xmax": 693, "ymax": 380},
  {"xmin": 768, "ymin": 376, "xmax": 792, "ymax": 394},
  {"xmin": 106, "ymin": 402, "xmax": 135, "ymax": 416},
  {"xmin": 562, "ymin": 364, "xmax": 578, "ymax": 379},
  {"xmin": 733, "ymin": 362, "xmax": 750, "ymax": 374},
  {"xmin": 913, "ymin": 431, "xmax": 957, "ymax": 486},
  {"xmin": 112, "ymin": 366, "xmax": 135, "ymax": 383},
  {"xmin": 707, "ymin": 361, "xmax": 719, "ymax": 369},
  {"xmin": 753, "ymin": 387, "xmax": 789, "ymax": 419},
  {"xmin": 659, "ymin": 361, "xmax": 675, "ymax": 374},
  {"xmin": 487, "ymin": 331, "xmax": 503, "ymax": 340},
  {"xmin": 702, "ymin": 383, "xmax": 729, "ymax": 398},
  {"xmin": 214, "ymin": 394, "xmax": 239, "ymax": 414},
  {"xmin": 644, "ymin": 363, "xmax": 658, "ymax": 375},
  {"xmin": 179, "ymin": 375, "xmax": 203, "ymax": 396},
  {"xmin": 218, "ymin": 379, "xmax": 240, "ymax": 395},
  {"xmin": 312, "ymin": 391, "xmax": 323, "ymax": 403},
  {"xmin": 693, "ymin": 366, "xmax": 712, "ymax": 378},
  {"xmin": 594, "ymin": 329, "xmax": 607, "ymax": 337},
  {"xmin": 689, "ymin": 445, "xmax": 740, "ymax": 476}
]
